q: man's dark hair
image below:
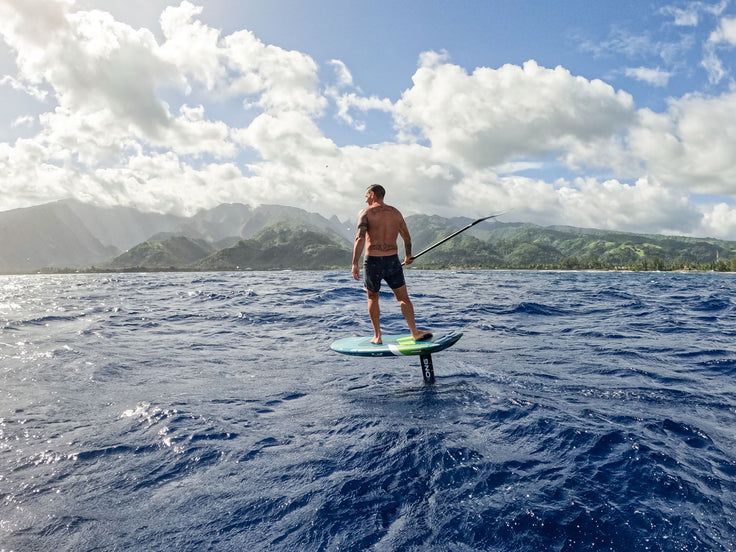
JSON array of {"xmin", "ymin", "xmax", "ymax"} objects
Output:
[{"xmin": 367, "ymin": 184, "xmax": 386, "ymax": 199}]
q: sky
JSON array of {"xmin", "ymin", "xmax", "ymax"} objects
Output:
[{"xmin": 2, "ymin": 0, "xmax": 736, "ymax": 238}]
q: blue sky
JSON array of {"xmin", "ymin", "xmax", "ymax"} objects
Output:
[{"xmin": 2, "ymin": 0, "xmax": 736, "ymax": 238}]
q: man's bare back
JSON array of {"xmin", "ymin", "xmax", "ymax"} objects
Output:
[{"xmin": 359, "ymin": 203, "xmax": 410, "ymax": 257}]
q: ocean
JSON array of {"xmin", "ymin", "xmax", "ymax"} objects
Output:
[{"xmin": 1, "ymin": 270, "xmax": 735, "ymax": 551}]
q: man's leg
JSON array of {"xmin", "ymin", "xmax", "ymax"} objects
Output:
[
  {"xmin": 392, "ymin": 285, "xmax": 432, "ymax": 341},
  {"xmin": 367, "ymin": 289, "xmax": 382, "ymax": 344}
]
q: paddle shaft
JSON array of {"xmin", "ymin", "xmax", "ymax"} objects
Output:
[{"xmin": 402, "ymin": 212, "xmax": 507, "ymax": 265}]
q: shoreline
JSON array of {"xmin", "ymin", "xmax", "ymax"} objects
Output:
[{"xmin": 2, "ymin": 267, "xmax": 733, "ymax": 276}]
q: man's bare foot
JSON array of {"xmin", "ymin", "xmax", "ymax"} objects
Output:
[
  {"xmin": 413, "ymin": 331, "xmax": 433, "ymax": 341},
  {"xmin": 371, "ymin": 336, "xmax": 382, "ymax": 344}
]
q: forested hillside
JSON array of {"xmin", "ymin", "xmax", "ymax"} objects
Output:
[{"xmin": 404, "ymin": 216, "xmax": 736, "ymax": 271}]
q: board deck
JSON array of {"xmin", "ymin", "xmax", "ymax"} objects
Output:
[{"xmin": 331, "ymin": 331, "xmax": 462, "ymax": 357}]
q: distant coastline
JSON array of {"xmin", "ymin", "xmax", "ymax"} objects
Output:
[
  {"xmin": 14, "ymin": 266, "xmax": 735, "ymax": 276},
  {"xmin": 3, "ymin": 200, "xmax": 736, "ymax": 275}
]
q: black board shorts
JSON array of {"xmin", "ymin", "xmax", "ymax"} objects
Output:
[{"xmin": 364, "ymin": 254, "xmax": 406, "ymax": 292}]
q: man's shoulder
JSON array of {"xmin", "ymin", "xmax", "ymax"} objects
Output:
[
  {"xmin": 385, "ymin": 204, "xmax": 405, "ymax": 221},
  {"xmin": 368, "ymin": 203, "xmax": 402, "ymax": 216}
]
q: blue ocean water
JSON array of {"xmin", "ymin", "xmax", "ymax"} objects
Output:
[{"xmin": 2, "ymin": 270, "xmax": 736, "ymax": 551}]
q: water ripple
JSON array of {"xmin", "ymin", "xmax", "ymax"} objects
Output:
[{"xmin": 1, "ymin": 270, "xmax": 736, "ymax": 550}]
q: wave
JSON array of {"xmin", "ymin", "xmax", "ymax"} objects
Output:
[{"xmin": 2, "ymin": 270, "xmax": 736, "ymax": 551}]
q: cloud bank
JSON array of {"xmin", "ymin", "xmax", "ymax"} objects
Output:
[{"xmin": 1, "ymin": 0, "xmax": 736, "ymax": 238}]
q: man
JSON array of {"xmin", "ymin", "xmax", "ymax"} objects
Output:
[{"xmin": 351, "ymin": 184, "xmax": 432, "ymax": 344}]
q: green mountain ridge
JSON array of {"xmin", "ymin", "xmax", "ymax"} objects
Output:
[
  {"xmin": 11, "ymin": 199, "xmax": 736, "ymax": 274},
  {"xmin": 48, "ymin": 214, "xmax": 736, "ymax": 273},
  {"xmin": 196, "ymin": 221, "xmax": 351, "ymax": 270},
  {"xmin": 107, "ymin": 236, "xmax": 216, "ymax": 270},
  {"xmin": 0, "ymin": 199, "xmax": 351, "ymax": 273},
  {"xmin": 403, "ymin": 216, "xmax": 736, "ymax": 270},
  {"xmin": 105, "ymin": 221, "xmax": 352, "ymax": 271}
]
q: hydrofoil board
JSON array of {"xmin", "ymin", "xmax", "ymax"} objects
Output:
[{"xmin": 331, "ymin": 331, "xmax": 462, "ymax": 357}]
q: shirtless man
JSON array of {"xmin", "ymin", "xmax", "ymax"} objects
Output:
[{"xmin": 351, "ymin": 184, "xmax": 432, "ymax": 344}]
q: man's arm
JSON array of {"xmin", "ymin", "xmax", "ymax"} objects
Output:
[
  {"xmin": 398, "ymin": 215, "xmax": 413, "ymax": 265},
  {"xmin": 351, "ymin": 210, "xmax": 368, "ymax": 280}
]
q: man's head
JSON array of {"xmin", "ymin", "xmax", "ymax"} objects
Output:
[{"xmin": 366, "ymin": 184, "xmax": 386, "ymax": 201}]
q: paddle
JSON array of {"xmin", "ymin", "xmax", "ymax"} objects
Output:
[{"xmin": 402, "ymin": 211, "xmax": 508, "ymax": 265}]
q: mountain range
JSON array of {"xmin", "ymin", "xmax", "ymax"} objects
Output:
[
  {"xmin": 0, "ymin": 199, "xmax": 353, "ymax": 273},
  {"xmin": 2, "ymin": 199, "xmax": 736, "ymax": 273}
]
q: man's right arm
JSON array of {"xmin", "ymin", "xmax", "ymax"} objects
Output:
[{"xmin": 351, "ymin": 210, "xmax": 368, "ymax": 280}]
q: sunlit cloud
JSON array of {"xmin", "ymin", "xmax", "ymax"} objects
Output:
[
  {"xmin": 625, "ymin": 66, "xmax": 673, "ymax": 87},
  {"xmin": 394, "ymin": 58, "xmax": 634, "ymax": 170},
  {"xmin": 660, "ymin": 0, "xmax": 728, "ymax": 26},
  {"xmin": 11, "ymin": 114, "xmax": 35, "ymax": 128},
  {"xmin": 709, "ymin": 14, "xmax": 736, "ymax": 44},
  {"xmin": 0, "ymin": 74, "xmax": 48, "ymax": 101},
  {"xmin": 1, "ymin": 0, "xmax": 736, "ymax": 238}
]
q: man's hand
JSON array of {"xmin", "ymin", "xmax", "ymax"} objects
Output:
[
  {"xmin": 404, "ymin": 256, "xmax": 414, "ymax": 266},
  {"xmin": 351, "ymin": 263, "xmax": 360, "ymax": 281}
]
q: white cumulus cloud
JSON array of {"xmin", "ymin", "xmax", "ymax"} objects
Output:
[
  {"xmin": 709, "ymin": 15, "xmax": 736, "ymax": 44},
  {"xmin": 625, "ymin": 66, "xmax": 673, "ymax": 87},
  {"xmin": 630, "ymin": 90, "xmax": 736, "ymax": 195},
  {"xmin": 660, "ymin": 1, "xmax": 728, "ymax": 26},
  {"xmin": 2, "ymin": 0, "xmax": 736, "ymax": 239},
  {"xmin": 394, "ymin": 57, "xmax": 635, "ymax": 171}
]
